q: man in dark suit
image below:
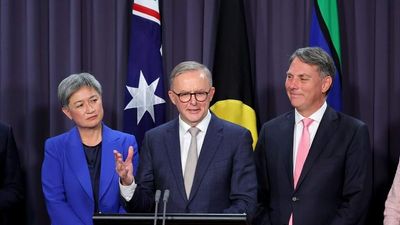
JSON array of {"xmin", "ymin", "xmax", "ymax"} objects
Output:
[
  {"xmin": 114, "ymin": 61, "xmax": 256, "ymax": 215},
  {"xmin": 0, "ymin": 122, "xmax": 24, "ymax": 225},
  {"xmin": 253, "ymin": 47, "xmax": 372, "ymax": 225}
]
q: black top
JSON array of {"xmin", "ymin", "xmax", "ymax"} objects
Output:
[{"xmin": 83, "ymin": 142, "xmax": 102, "ymax": 213}]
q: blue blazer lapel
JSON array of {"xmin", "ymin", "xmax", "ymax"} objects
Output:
[
  {"xmin": 189, "ymin": 115, "xmax": 223, "ymax": 200},
  {"xmin": 66, "ymin": 127, "xmax": 93, "ymax": 200},
  {"xmin": 99, "ymin": 125, "xmax": 117, "ymax": 201},
  {"xmin": 296, "ymin": 106, "xmax": 339, "ymax": 189},
  {"xmin": 165, "ymin": 119, "xmax": 187, "ymax": 201}
]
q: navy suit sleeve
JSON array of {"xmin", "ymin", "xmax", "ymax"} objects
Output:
[
  {"xmin": 329, "ymin": 123, "xmax": 372, "ymax": 225},
  {"xmin": 252, "ymin": 125, "xmax": 272, "ymax": 225},
  {"xmin": 222, "ymin": 128, "xmax": 257, "ymax": 215},
  {"xmin": 0, "ymin": 125, "xmax": 24, "ymax": 210},
  {"xmin": 126, "ymin": 132, "xmax": 155, "ymax": 213}
]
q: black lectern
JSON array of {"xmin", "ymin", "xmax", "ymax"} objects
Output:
[{"xmin": 93, "ymin": 213, "xmax": 248, "ymax": 225}]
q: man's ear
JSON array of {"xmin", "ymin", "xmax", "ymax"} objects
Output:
[
  {"xmin": 62, "ymin": 107, "xmax": 73, "ymax": 120},
  {"xmin": 322, "ymin": 76, "xmax": 333, "ymax": 94},
  {"xmin": 208, "ymin": 87, "xmax": 216, "ymax": 102},
  {"xmin": 168, "ymin": 90, "xmax": 177, "ymax": 105}
]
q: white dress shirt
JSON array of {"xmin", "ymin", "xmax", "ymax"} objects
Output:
[
  {"xmin": 292, "ymin": 102, "xmax": 327, "ymax": 170},
  {"xmin": 120, "ymin": 111, "xmax": 212, "ymax": 201},
  {"xmin": 179, "ymin": 111, "xmax": 211, "ymax": 174}
]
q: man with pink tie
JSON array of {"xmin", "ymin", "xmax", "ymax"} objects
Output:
[{"xmin": 253, "ymin": 47, "xmax": 372, "ymax": 225}]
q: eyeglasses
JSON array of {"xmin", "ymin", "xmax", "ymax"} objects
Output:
[{"xmin": 171, "ymin": 89, "xmax": 210, "ymax": 103}]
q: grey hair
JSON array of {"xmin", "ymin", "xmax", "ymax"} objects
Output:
[
  {"xmin": 169, "ymin": 61, "xmax": 213, "ymax": 88},
  {"xmin": 289, "ymin": 47, "xmax": 336, "ymax": 79},
  {"xmin": 58, "ymin": 73, "xmax": 102, "ymax": 107}
]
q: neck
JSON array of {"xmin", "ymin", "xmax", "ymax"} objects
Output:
[{"xmin": 78, "ymin": 125, "xmax": 102, "ymax": 147}]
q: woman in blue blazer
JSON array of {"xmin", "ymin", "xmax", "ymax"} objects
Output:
[{"xmin": 42, "ymin": 73, "xmax": 139, "ymax": 225}]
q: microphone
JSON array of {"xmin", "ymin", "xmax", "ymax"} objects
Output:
[
  {"xmin": 153, "ymin": 190, "xmax": 161, "ymax": 225},
  {"xmin": 162, "ymin": 189, "xmax": 170, "ymax": 225}
]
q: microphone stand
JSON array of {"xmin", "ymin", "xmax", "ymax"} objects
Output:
[
  {"xmin": 162, "ymin": 189, "xmax": 170, "ymax": 225},
  {"xmin": 153, "ymin": 190, "xmax": 161, "ymax": 225}
]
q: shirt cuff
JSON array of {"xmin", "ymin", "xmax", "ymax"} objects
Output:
[{"xmin": 119, "ymin": 178, "xmax": 137, "ymax": 201}]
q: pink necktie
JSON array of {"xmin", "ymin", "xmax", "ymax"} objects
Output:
[
  {"xmin": 289, "ymin": 118, "xmax": 313, "ymax": 225},
  {"xmin": 294, "ymin": 118, "xmax": 313, "ymax": 188}
]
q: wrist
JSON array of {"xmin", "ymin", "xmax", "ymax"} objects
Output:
[{"xmin": 121, "ymin": 176, "xmax": 134, "ymax": 186}]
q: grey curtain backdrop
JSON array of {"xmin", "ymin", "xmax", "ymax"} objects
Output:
[{"xmin": 0, "ymin": 0, "xmax": 398, "ymax": 224}]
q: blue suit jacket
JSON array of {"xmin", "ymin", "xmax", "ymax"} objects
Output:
[
  {"xmin": 127, "ymin": 115, "xmax": 257, "ymax": 215},
  {"xmin": 42, "ymin": 124, "xmax": 138, "ymax": 225},
  {"xmin": 253, "ymin": 107, "xmax": 372, "ymax": 225}
]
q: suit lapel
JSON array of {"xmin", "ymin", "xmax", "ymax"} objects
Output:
[
  {"xmin": 189, "ymin": 115, "xmax": 222, "ymax": 200},
  {"xmin": 282, "ymin": 112, "xmax": 296, "ymax": 189},
  {"xmin": 66, "ymin": 127, "xmax": 93, "ymax": 200},
  {"xmin": 296, "ymin": 107, "xmax": 339, "ymax": 189},
  {"xmin": 165, "ymin": 119, "xmax": 188, "ymax": 202},
  {"xmin": 99, "ymin": 125, "xmax": 116, "ymax": 201}
]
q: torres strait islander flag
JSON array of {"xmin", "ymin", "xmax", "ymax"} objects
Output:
[
  {"xmin": 124, "ymin": 0, "xmax": 166, "ymax": 147},
  {"xmin": 309, "ymin": 0, "xmax": 343, "ymax": 111}
]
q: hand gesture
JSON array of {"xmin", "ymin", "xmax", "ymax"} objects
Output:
[{"xmin": 114, "ymin": 146, "xmax": 134, "ymax": 186}]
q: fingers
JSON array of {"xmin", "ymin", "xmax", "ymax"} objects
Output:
[
  {"xmin": 113, "ymin": 147, "xmax": 133, "ymax": 164},
  {"xmin": 113, "ymin": 150, "xmax": 122, "ymax": 163},
  {"xmin": 114, "ymin": 147, "xmax": 134, "ymax": 186},
  {"xmin": 114, "ymin": 150, "xmax": 126, "ymax": 175},
  {"xmin": 126, "ymin": 146, "xmax": 134, "ymax": 162}
]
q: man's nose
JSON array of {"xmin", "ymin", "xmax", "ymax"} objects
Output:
[
  {"xmin": 287, "ymin": 79, "xmax": 299, "ymax": 89},
  {"xmin": 189, "ymin": 94, "xmax": 197, "ymax": 105}
]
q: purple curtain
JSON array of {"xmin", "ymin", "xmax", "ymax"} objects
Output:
[
  {"xmin": 0, "ymin": 0, "xmax": 399, "ymax": 224},
  {"xmin": 338, "ymin": 1, "xmax": 400, "ymax": 223},
  {"xmin": 0, "ymin": 0, "xmax": 129, "ymax": 224}
]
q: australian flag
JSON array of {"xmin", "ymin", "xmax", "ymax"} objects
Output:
[{"xmin": 124, "ymin": 0, "xmax": 166, "ymax": 147}]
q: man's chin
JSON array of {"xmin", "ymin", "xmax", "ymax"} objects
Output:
[{"xmin": 289, "ymin": 101, "xmax": 302, "ymax": 108}]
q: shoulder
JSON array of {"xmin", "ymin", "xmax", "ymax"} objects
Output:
[
  {"xmin": 102, "ymin": 124, "xmax": 137, "ymax": 145},
  {"xmin": 0, "ymin": 122, "xmax": 9, "ymax": 132},
  {"xmin": 43, "ymin": 129, "xmax": 74, "ymax": 157},
  {"xmin": 104, "ymin": 125, "xmax": 134, "ymax": 139},
  {"xmin": 324, "ymin": 107, "xmax": 368, "ymax": 131},
  {"xmin": 335, "ymin": 111, "xmax": 366, "ymax": 127},
  {"xmin": 0, "ymin": 122, "xmax": 11, "ymax": 139},
  {"xmin": 210, "ymin": 115, "xmax": 252, "ymax": 141},
  {"xmin": 45, "ymin": 130, "xmax": 71, "ymax": 147},
  {"xmin": 0, "ymin": 123, "xmax": 12, "ymax": 151},
  {"xmin": 333, "ymin": 111, "xmax": 370, "ymax": 141},
  {"xmin": 146, "ymin": 119, "xmax": 177, "ymax": 136},
  {"xmin": 213, "ymin": 115, "xmax": 248, "ymax": 132},
  {"xmin": 260, "ymin": 111, "xmax": 293, "ymax": 130}
]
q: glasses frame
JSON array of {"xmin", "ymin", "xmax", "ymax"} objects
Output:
[{"xmin": 171, "ymin": 89, "xmax": 211, "ymax": 103}]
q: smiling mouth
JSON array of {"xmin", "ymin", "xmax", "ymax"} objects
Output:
[
  {"xmin": 290, "ymin": 93, "xmax": 302, "ymax": 97},
  {"xmin": 87, "ymin": 115, "xmax": 98, "ymax": 120}
]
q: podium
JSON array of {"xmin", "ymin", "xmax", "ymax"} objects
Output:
[{"xmin": 93, "ymin": 213, "xmax": 248, "ymax": 225}]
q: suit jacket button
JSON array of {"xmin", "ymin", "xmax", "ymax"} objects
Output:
[{"xmin": 292, "ymin": 196, "xmax": 299, "ymax": 202}]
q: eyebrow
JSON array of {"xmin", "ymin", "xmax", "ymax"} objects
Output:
[
  {"xmin": 71, "ymin": 94, "xmax": 98, "ymax": 104},
  {"xmin": 298, "ymin": 73, "xmax": 312, "ymax": 78},
  {"xmin": 175, "ymin": 89, "xmax": 209, "ymax": 93},
  {"xmin": 286, "ymin": 72, "xmax": 311, "ymax": 78}
]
